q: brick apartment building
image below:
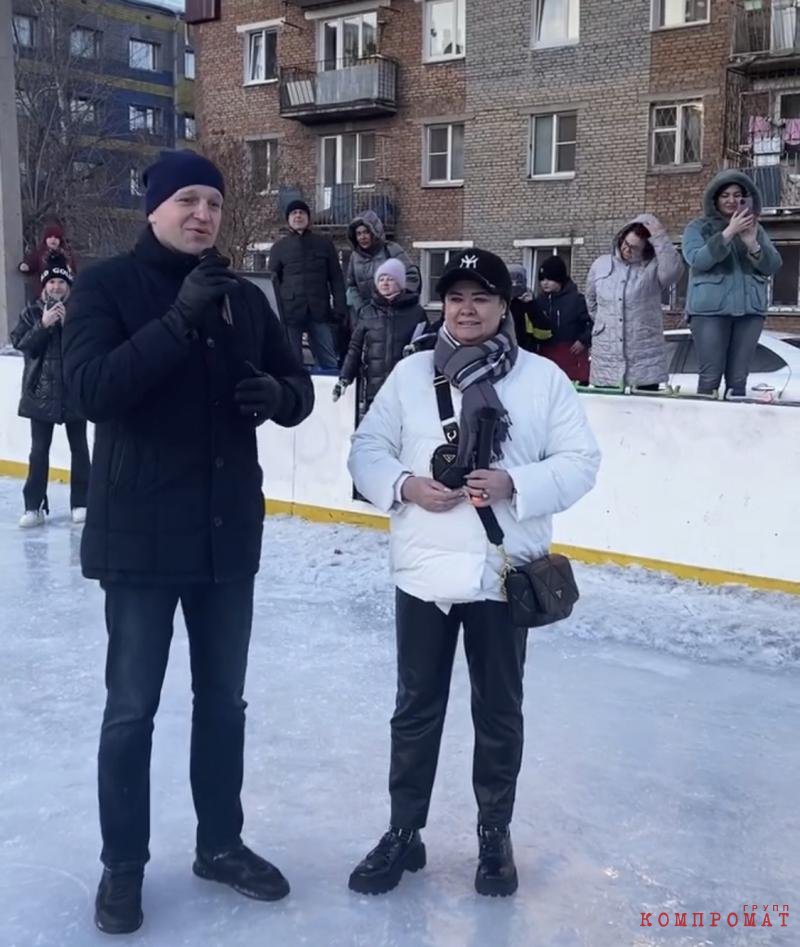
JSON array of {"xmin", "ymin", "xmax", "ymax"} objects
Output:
[{"xmin": 188, "ymin": 0, "xmax": 800, "ymax": 325}]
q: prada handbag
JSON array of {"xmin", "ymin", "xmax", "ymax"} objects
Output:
[{"xmin": 501, "ymin": 552, "xmax": 580, "ymax": 628}]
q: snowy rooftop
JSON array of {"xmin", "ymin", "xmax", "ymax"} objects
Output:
[{"xmin": 0, "ymin": 478, "xmax": 797, "ymax": 947}]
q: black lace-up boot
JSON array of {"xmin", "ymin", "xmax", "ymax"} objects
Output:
[
  {"xmin": 475, "ymin": 824, "xmax": 518, "ymax": 897},
  {"xmin": 94, "ymin": 867, "xmax": 144, "ymax": 934},
  {"xmin": 193, "ymin": 843, "xmax": 290, "ymax": 901},
  {"xmin": 348, "ymin": 827, "xmax": 426, "ymax": 895}
]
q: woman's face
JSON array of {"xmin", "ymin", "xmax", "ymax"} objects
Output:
[
  {"xmin": 377, "ymin": 274, "xmax": 400, "ymax": 298},
  {"xmin": 620, "ymin": 231, "xmax": 646, "ymax": 263},
  {"xmin": 45, "ymin": 236, "xmax": 61, "ymax": 250},
  {"xmin": 443, "ymin": 280, "xmax": 505, "ymax": 346},
  {"xmin": 716, "ymin": 185, "xmax": 745, "ymax": 218},
  {"xmin": 356, "ymin": 226, "xmax": 373, "ymax": 249}
]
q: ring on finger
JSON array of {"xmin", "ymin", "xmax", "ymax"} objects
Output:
[{"xmin": 480, "ymin": 490, "xmax": 490, "ymax": 500}]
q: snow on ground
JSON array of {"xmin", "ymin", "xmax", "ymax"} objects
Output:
[{"xmin": 0, "ymin": 477, "xmax": 798, "ymax": 947}]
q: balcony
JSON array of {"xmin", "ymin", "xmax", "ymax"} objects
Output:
[
  {"xmin": 312, "ymin": 182, "xmax": 398, "ymax": 232},
  {"xmin": 279, "ymin": 57, "xmax": 398, "ymax": 124},
  {"xmin": 732, "ymin": 0, "xmax": 800, "ymax": 71},
  {"xmin": 728, "ymin": 153, "xmax": 800, "ymax": 213}
]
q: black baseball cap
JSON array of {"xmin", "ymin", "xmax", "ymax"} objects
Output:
[{"xmin": 436, "ymin": 248, "xmax": 513, "ymax": 302}]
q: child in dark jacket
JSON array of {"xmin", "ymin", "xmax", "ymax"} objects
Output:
[{"xmin": 535, "ymin": 256, "xmax": 592, "ymax": 384}]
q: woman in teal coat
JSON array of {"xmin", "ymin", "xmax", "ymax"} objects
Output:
[{"xmin": 682, "ymin": 171, "xmax": 782, "ymax": 397}]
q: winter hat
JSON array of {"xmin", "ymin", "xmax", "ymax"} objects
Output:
[
  {"xmin": 374, "ymin": 258, "xmax": 406, "ymax": 291},
  {"xmin": 40, "ymin": 254, "xmax": 73, "ymax": 286},
  {"xmin": 286, "ymin": 199, "xmax": 311, "ymax": 220},
  {"xmin": 142, "ymin": 149, "xmax": 225, "ymax": 215},
  {"xmin": 436, "ymin": 248, "xmax": 513, "ymax": 303},
  {"xmin": 538, "ymin": 255, "xmax": 569, "ymax": 284},
  {"xmin": 42, "ymin": 224, "xmax": 64, "ymax": 242},
  {"xmin": 508, "ymin": 264, "xmax": 528, "ymax": 299}
]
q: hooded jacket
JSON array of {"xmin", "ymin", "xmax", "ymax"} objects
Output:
[
  {"xmin": 585, "ymin": 215, "xmax": 684, "ymax": 388},
  {"xmin": 340, "ymin": 289, "xmax": 426, "ymax": 407},
  {"xmin": 682, "ymin": 170, "xmax": 782, "ymax": 318},
  {"xmin": 345, "ymin": 211, "xmax": 420, "ymax": 312}
]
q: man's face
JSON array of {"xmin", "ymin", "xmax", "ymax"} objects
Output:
[
  {"xmin": 45, "ymin": 236, "xmax": 61, "ymax": 250},
  {"xmin": 540, "ymin": 278, "xmax": 562, "ymax": 294},
  {"xmin": 443, "ymin": 280, "xmax": 505, "ymax": 346},
  {"xmin": 355, "ymin": 225, "xmax": 373, "ymax": 249},
  {"xmin": 289, "ymin": 209, "xmax": 310, "ymax": 232},
  {"xmin": 43, "ymin": 278, "xmax": 69, "ymax": 300},
  {"xmin": 148, "ymin": 185, "xmax": 223, "ymax": 255}
]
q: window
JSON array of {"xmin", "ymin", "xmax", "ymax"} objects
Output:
[
  {"xmin": 651, "ymin": 102, "xmax": 702, "ymax": 167},
  {"xmin": 530, "ymin": 112, "xmax": 576, "ymax": 177},
  {"xmin": 185, "ymin": 48, "xmax": 196, "ymax": 79},
  {"xmin": 129, "ymin": 105, "xmax": 160, "ymax": 134},
  {"xmin": 772, "ymin": 244, "xmax": 800, "ymax": 309},
  {"xmin": 426, "ymin": 123, "xmax": 465, "ymax": 184},
  {"xmin": 424, "ymin": 0, "xmax": 465, "ymax": 61},
  {"xmin": 183, "ymin": 114, "xmax": 197, "ymax": 140},
  {"xmin": 129, "ymin": 38, "xmax": 159, "ymax": 71},
  {"xmin": 652, "ymin": 0, "xmax": 709, "ymax": 29},
  {"xmin": 130, "ymin": 168, "xmax": 144, "ymax": 197},
  {"xmin": 248, "ymin": 139, "xmax": 279, "ymax": 193},
  {"xmin": 525, "ymin": 245, "xmax": 572, "ymax": 288},
  {"xmin": 322, "ymin": 132, "xmax": 376, "ymax": 190},
  {"xmin": 70, "ymin": 97, "xmax": 96, "ymax": 124},
  {"xmin": 12, "ymin": 14, "xmax": 35, "ymax": 48},
  {"xmin": 533, "ymin": 0, "xmax": 579, "ymax": 48},
  {"xmin": 245, "ymin": 29, "xmax": 278, "ymax": 83},
  {"xmin": 70, "ymin": 27, "xmax": 100, "ymax": 59},
  {"xmin": 321, "ymin": 12, "xmax": 377, "ymax": 70},
  {"xmin": 416, "ymin": 247, "xmax": 473, "ymax": 306}
]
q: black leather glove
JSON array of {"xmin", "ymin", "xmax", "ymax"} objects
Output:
[
  {"xmin": 234, "ymin": 372, "xmax": 284, "ymax": 422},
  {"xmin": 172, "ymin": 251, "xmax": 237, "ymax": 328}
]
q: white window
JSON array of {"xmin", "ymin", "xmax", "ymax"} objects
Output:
[
  {"xmin": 321, "ymin": 12, "xmax": 377, "ymax": 71},
  {"xmin": 652, "ymin": 0, "xmax": 709, "ymax": 29},
  {"xmin": 415, "ymin": 245, "xmax": 473, "ymax": 307},
  {"xmin": 245, "ymin": 29, "xmax": 278, "ymax": 84},
  {"xmin": 651, "ymin": 102, "xmax": 703, "ymax": 167},
  {"xmin": 184, "ymin": 114, "xmax": 197, "ymax": 140},
  {"xmin": 129, "ymin": 104, "xmax": 160, "ymax": 134},
  {"xmin": 533, "ymin": 0, "xmax": 579, "ymax": 48},
  {"xmin": 530, "ymin": 111, "xmax": 577, "ymax": 177},
  {"xmin": 130, "ymin": 168, "xmax": 144, "ymax": 197},
  {"xmin": 426, "ymin": 123, "xmax": 465, "ymax": 184},
  {"xmin": 321, "ymin": 132, "xmax": 376, "ymax": 191},
  {"xmin": 185, "ymin": 48, "xmax": 196, "ymax": 79},
  {"xmin": 129, "ymin": 38, "xmax": 159, "ymax": 71},
  {"xmin": 248, "ymin": 139, "xmax": 279, "ymax": 193},
  {"xmin": 12, "ymin": 14, "xmax": 35, "ymax": 48},
  {"xmin": 424, "ymin": 0, "xmax": 465, "ymax": 62},
  {"xmin": 70, "ymin": 97, "xmax": 96, "ymax": 123},
  {"xmin": 70, "ymin": 27, "xmax": 100, "ymax": 59},
  {"xmin": 525, "ymin": 244, "xmax": 573, "ymax": 288}
]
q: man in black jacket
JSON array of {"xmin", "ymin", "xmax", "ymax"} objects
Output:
[
  {"xmin": 268, "ymin": 199, "xmax": 346, "ymax": 370},
  {"xmin": 62, "ymin": 150, "xmax": 314, "ymax": 935}
]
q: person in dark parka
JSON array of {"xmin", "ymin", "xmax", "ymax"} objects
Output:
[
  {"xmin": 333, "ymin": 259, "xmax": 427, "ymax": 424},
  {"xmin": 535, "ymin": 256, "xmax": 592, "ymax": 384},
  {"xmin": 268, "ymin": 199, "xmax": 347, "ymax": 370},
  {"xmin": 61, "ymin": 150, "xmax": 314, "ymax": 936},
  {"xmin": 11, "ymin": 256, "xmax": 89, "ymax": 526}
]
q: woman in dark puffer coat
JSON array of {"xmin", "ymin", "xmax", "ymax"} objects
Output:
[{"xmin": 333, "ymin": 259, "xmax": 427, "ymax": 424}]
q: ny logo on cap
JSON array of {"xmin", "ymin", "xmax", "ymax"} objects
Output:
[{"xmin": 460, "ymin": 254, "xmax": 479, "ymax": 270}]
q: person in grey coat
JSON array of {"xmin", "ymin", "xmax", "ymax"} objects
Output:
[
  {"xmin": 682, "ymin": 170, "xmax": 782, "ymax": 397},
  {"xmin": 345, "ymin": 211, "xmax": 420, "ymax": 316},
  {"xmin": 586, "ymin": 214, "xmax": 684, "ymax": 390}
]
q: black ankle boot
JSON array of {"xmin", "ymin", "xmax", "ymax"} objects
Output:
[
  {"xmin": 94, "ymin": 867, "xmax": 144, "ymax": 935},
  {"xmin": 193, "ymin": 843, "xmax": 290, "ymax": 901},
  {"xmin": 475, "ymin": 824, "xmax": 518, "ymax": 897},
  {"xmin": 348, "ymin": 827, "xmax": 426, "ymax": 895}
]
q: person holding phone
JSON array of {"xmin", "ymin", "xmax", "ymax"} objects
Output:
[
  {"xmin": 62, "ymin": 150, "xmax": 314, "ymax": 935},
  {"xmin": 10, "ymin": 256, "xmax": 89, "ymax": 527},
  {"xmin": 682, "ymin": 171, "xmax": 782, "ymax": 397}
]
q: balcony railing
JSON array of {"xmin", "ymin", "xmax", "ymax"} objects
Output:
[
  {"xmin": 312, "ymin": 182, "xmax": 398, "ymax": 232},
  {"xmin": 728, "ymin": 151, "xmax": 800, "ymax": 211},
  {"xmin": 733, "ymin": 0, "xmax": 800, "ymax": 60},
  {"xmin": 279, "ymin": 56, "xmax": 398, "ymax": 123}
]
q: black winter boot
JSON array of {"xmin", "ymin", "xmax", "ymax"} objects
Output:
[
  {"xmin": 94, "ymin": 867, "xmax": 144, "ymax": 935},
  {"xmin": 348, "ymin": 828, "xmax": 426, "ymax": 895},
  {"xmin": 475, "ymin": 825, "xmax": 518, "ymax": 897},
  {"xmin": 193, "ymin": 843, "xmax": 290, "ymax": 901}
]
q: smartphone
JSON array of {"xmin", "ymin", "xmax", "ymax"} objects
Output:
[{"xmin": 739, "ymin": 195, "xmax": 754, "ymax": 214}]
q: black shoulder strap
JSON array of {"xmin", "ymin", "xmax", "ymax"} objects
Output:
[{"xmin": 433, "ymin": 374, "xmax": 460, "ymax": 445}]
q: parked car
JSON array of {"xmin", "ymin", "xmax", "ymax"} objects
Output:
[{"xmin": 664, "ymin": 329, "xmax": 800, "ymax": 401}]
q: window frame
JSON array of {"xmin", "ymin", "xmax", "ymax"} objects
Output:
[
  {"xmin": 185, "ymin": 47, "xmax": 196, "ymax": 79},
  {"xmin": 650, "ymin": 0, "xmax": 710, "ymax": 31},
  {"xmin": 183, "ymin": 114, "xmax": 197, "ymax": 141},
  {"xmin": 413, "ymin": 241, "xmax": 475, "ymax": 308},
  {"xmin": 12, "ymin": 14, "xmax": 36, "ymax": 49},
  {"xmin": 130, "ymin": 168, "xmax": 144, "ymax": 197},
  {"xmin": 320, "ymin": 131, "xmax": 377, "ymax": 190},
  {"xmin": 424, "ymin": 123, "xmax": 465, "ymax": 186},
  {"xmin": 244, "ymin": 27, "xmax": 278, "ymax": 86},
  {"xmin": 319, "ymin": 11, "xmax": 378, "ymax": 71},
  {"xmin": 520, "ymin": 243, "xmax": 574, "ymax": 290},
  {"xmin": 129, "ymin": 38, "xmax": 159, "ymax": 72},
  {"xmin": 532, "ymin": 0, "xmax": 580, "ymax": 50},
  {"xmin": 529, "ymin": 111, "xmax": 577, "ymax": 179},
  {"xmin": 423, "ymin": 0, "xmax": 466, "ymax": 64},
  {"xmin": 248, "ymin": 138, "xmax": 280, "ymax": 195},
  {"xmin": 70, "ymin": 26, "xmax": 101, "ymax": 60},
  {"xmin": 650, "ymin": 100, "xmax": 703, "ymax": 169},
  {"xmin": 128, "ymin": 104, "xmax": 161, "ymax": 135}
]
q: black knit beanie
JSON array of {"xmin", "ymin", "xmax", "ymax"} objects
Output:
[
  {"xmin": 142, "ymin": 150, "xmax": 225, "ymax": 215},
  {"xmin": 538, "ymin": 255, "xmax": 569, "ymax": 284},
  {"xmin": 286, "ymin": 199, "xmax": 311, "ymax": 220}
]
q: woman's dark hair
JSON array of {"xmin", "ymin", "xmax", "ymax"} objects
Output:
[{"xmin": 617, "ymin": 223, "xmax": 655, "ymax": 262}]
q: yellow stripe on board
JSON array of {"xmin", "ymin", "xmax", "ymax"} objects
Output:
[{"xmin": 2, "ymin": 460, "xmax": 796, "ymax": 596}]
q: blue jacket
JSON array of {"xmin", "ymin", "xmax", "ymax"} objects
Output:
[{"xmin": 682, "ymin": 170, "xmax": 782, "ymax": 317}]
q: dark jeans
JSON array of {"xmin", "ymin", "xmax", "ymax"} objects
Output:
[
  {"xmin": 389, "ymin": 590, "xmax": 528, "ymax": 831},
  {"xmin": 23, "ymin": 419, "xmax": 90, "ymax": 513},
  {"xmin": 98, "ymin": 578, "xmax": 254, "ymax": 870},
  {"xmin": 689, "ymin": 315, "xmax": 765, "ymax": 396},
  {"xmin": 286, "ymin": 322, "xmax": 339, "ymax": 370}
]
